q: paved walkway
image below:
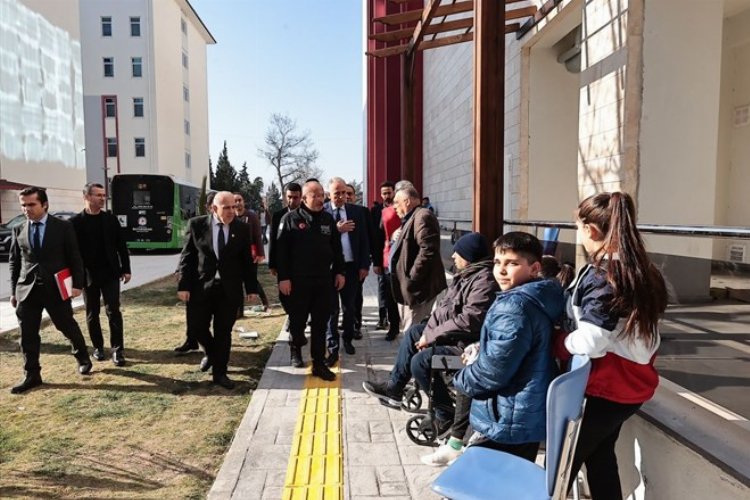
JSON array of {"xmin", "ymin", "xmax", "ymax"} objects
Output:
[{"xmin": 210, "ymin": 275, "xmax": 444, "ymax": 499}]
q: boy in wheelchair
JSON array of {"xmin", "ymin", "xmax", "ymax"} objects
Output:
[{"xmin": 363, "ymin": 232, "xmax": 499, "ymax": 425}]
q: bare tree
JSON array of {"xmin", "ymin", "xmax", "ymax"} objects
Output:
[{"xmin": 258, "ymin": 113, "xmax": 320, "ymax": 189}]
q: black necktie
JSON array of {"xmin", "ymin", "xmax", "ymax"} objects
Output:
[
  {"xmin": 217, "ymin": 223, "xmax": 226, "ymax": 259},
  {"xmin": 335, "ymin": 208, "xmax": 342, "ymax": 222},
  {"xmin": 32, "ymin": 222, "xmax": 42, "ymax": 256}
]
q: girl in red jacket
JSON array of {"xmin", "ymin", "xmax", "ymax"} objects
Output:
[{"xmin": 555, "ymin": 192, "xmax": 667, "ymax": 500}]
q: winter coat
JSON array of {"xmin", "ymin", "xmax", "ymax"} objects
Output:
[
  {"xmin": 454, "ymin": 278, "xmax": 564, "ymax": 445},
  {"xmin": 422, "ymin": 259, "xmax": 499, "ymax": 344}
]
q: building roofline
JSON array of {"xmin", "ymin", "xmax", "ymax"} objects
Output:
[{"xmin": 181, "ymin": 0, "xmax": 216, "ymax": 44}]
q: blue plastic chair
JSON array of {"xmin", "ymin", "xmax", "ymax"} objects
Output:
[{"xmin": 431, "ymin": 355, "xmax": 591, "ymax": 500}]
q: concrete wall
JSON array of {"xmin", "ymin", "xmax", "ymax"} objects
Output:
[
  {"xmin": 714, "ymin": 7, "xmax": 750, "ymax": 264},
  {"xmin": 422, "ymin": 41, "xmax": 473, "ymax": 226}
]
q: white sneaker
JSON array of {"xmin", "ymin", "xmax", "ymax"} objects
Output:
[{"xmin": 420, "ymin": 443, "xmax": 463, "ymax": 466}]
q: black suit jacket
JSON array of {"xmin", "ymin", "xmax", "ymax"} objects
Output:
[
  {"xmin": 178, "ymin": 215, "xmax": 257, "ymax": 303},
  {"xmin": 10, "ymin": 214, "xmax": 85, "ymax": 303},
  {"xmin": 267, "ymin": 207, "xmax": 288, "ymax": 271},
  {"xmin": 324, "ymin": 202, "xmax": 371, "ymax": 271},
  {"xmin": 70, "ymin": 210, "xmax": 131, "ymax": 285}
]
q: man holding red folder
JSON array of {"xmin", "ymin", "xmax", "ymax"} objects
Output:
[{"xmin": 9, "ymin": 187, "xmax": 93, "ymax": 394}]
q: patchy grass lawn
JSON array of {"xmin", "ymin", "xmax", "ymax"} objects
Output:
[{"xmin": 0, "ymin": 267, "xmax": 285, "ymax": 499}]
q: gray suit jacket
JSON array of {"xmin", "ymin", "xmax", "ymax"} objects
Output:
[{"xmin": 10, "ymin": 215, "xmax": 85, "ymax": 303}]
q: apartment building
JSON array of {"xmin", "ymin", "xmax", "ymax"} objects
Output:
[
  {"xmin": 79, "ymin": 0, "xmax": 215, "ymax": 189},
  {"xmin": 0, "ymin": 0, "xmax": 87, "ymax": 220}
]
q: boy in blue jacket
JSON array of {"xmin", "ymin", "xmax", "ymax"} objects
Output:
[{"xmin": 453, "ymin": 231, "xmax": 564, "ymax": 461}]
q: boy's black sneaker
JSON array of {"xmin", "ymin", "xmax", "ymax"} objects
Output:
[
  {"xmin": 362, "ymin": 380, "xmax": 403, "ymax": 409},
  {"xmin": 290, "ymin": 346, "xmax": 304, "ymax": 368},
  {"xmin": 312, "ymin": 363, "xmax": 336, "ymax": 381}
]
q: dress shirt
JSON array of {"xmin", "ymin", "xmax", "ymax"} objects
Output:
[
  {"xmin": 28, "ymin": 213, "xmax": 49, "ymax": 249},
  {"xmin": 212, "ymin": 216, "xmax": 229, "ymax": 259},
  {"xmin": 333, "ymin": 205, "xmax": 354, "ymax": 263}
]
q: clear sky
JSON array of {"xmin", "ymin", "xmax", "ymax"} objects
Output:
[{"xmin": 190, "ymin": 0, "xmax": 364, "ymax": 191}]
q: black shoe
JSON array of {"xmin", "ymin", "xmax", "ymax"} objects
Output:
[
  {"xmin": 325, "ymin": 351, "xmax": 339, "ymax": 367},
  {"xmin": 290, "ymin": 346, "xmax": 304, "ymax": 368},
  {"xmin": 10, "ymin": 374, "xmax": 43, "ymax": 394},
  {"xmin": 385, "ymin": 329, "xmax": 399, "ymax": 341},
  {"xmin": 92, "ymin": 347, "xmax": 106, "ymax": 361},
  {"xmin": 199, "ymin": 356, "xmax": 212, "ymax": 372},
  {"xmin": 362, "ymin": 380, "xmax": 403, "ymax": 409},
  {"xmin": 174, "ymin": 341, "xmax": 200, "ymax": 354},
  {"xmin": 352, "ymin": 330, "xmax": 363, "ymax": 340},
  {"xmin": 376, "ymin": 319, "xmax": 389, "ymax": 330},
  {"xmin": 343, "ymin": 341, "xmax": 356, "ymax": 355},
  {"xmin": 79, "ymin": 361, "xmax": 93, "ymax": 375},
  {"xmin": 213, "ymin": 375, "xmax": 235, "ymax": 390},
  {"xmin": 112, "ymin": 351, "xmax": 126, "ymax": 367},
  {"xmin": 311, "ymin": 364, "xmax": 336, "ymax": 381}
]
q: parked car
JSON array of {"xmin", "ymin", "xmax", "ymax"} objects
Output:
[{"xmin": 0, "ymin": 211, "xmax": 76, "ymax": 259}]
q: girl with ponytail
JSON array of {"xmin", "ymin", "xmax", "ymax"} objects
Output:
[{"xmin": 555, "ymin": 191, "xmax": 667, "ymax": 500}]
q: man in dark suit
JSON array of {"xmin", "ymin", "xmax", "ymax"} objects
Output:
[
  {"xmin": 177, "ymin": 191, "xmax": 258, "ymax": 389},
  {"xmin": 346, "ymin": 183, "xmax": 377, "ymax": 338},
  {"xmin": 268, "ymin": 182, "xmax": 302, "ymax": 277},
  {"xmin": 9, "ymin": 187, "xmax": 93, "ymax": 394},
  {"xmin": 70, "ymin": 183, "xmax": 131, "ymax": 366},
  {"xmin": 324, "ymin": 177, "xmax": 371, "ymax": 365}
]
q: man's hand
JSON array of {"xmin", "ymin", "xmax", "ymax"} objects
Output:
[
  {"xmin": 10, "ymin": 295, "xmax": 17, "ymax": 308},
  {"xmin": 373, "ymin": 266, "xmax": 382, "ymax": 275},
  {"xmin": 415, "ymin": 334, "xmax": 429, "ymax": 351},
  {"xmin": 121, "ymin": 273, "xmax": 132, "ymax": 284},
  {"xmin": 177, "ymin": 291, "xmax": 190, "ymax": 302},
  {"xmin": 253, "ymin": 256, "xmax": 265, "ymax": 264},
  {"xmin": 334, "ymin": 274, "xmax": 345, "ymax": 291},
  {"xmin": 358, "ymin": 268, "xmax": 369, "ymax": 281},
  {"xmin": 279, "ymin": 280, "xmax": 292, "ymax": 296},
  {"xmin": 71, "ymin": 288, "xmax": 82, "ymax": 298},
  {"xmin": 337, "ymin": 220, "xmax": 356, "ymax": 233},
  {"xmin": 269, "ymin": 268, "xmax": 277, "ymax": 276}
]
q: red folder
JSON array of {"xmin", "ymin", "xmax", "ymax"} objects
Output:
[{"xmin": 54, "ymin": 268, "xmax": 73, "ymax": 301}]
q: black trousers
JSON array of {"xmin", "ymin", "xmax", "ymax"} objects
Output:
[
  {"xmin": 16, "ymin": 284, "xmax": 90, "ymax": 374},
  {"xmin": 568, "ymin": 396, "xmax": 642, "ymax": 500},
  {"xmin": 382, "ymin": 272, "xmax": 400, "ymax": 331},
  {"xmin": 376, "ymin": 274, "xmax": 387, "ymax": 322},
  {"xmin": 286, "ymin": 276, "xmax": 333, "ymax": 366},
  {"xmin": 354, "ymin": 277, "xmax": 364, "ymax": 330},
  {"xmin": 326, "ymin": 263, "xmax": 358, "ymax": 353},
  {"xmin": 83, "ymin": 277, "xmax": 124, "ymax": 352},
  {"xmin": 189, "ymin": 283, "xmax": 240, "ymax": 379}
]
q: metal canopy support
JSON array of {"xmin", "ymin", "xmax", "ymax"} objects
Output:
[{"xmin": 473, "ymin": 0, "xmax": 505, "ymax": 240}]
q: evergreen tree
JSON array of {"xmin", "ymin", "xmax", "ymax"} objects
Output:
[
  {"xmin": 246, "ymin": 176, "xmax": 264, "ymax": 212},
  {"xmin": 209, "ymin": 158, "xmax": 215, "ymax": 188},
  {"xmin": 266, "ymin": 182, "xmax": 283, "ymax": 213},
  {"xmin": 213, "ymin": 141, "xmax": 238, "ymax": 192}
]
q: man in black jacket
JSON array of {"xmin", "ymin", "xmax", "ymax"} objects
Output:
[
  {"xmin": 268, "ymin": 182, "xmax": 301, "ymax": 276},
  {"xmin": 70, "ymin": 183, "xmax": 131, "ymax": 366},
  {"xmin": 9, "ymin": 187, "xmax": 93, "ymax": 393},
  {"xmin": 276, "ymin": 181, "xmax": 344, "ymax": 381},
  {"xmin": 178, "ymin": 191, "xmax": 258, "ymax": 389}
]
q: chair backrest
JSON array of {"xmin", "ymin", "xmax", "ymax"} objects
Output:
[{"xmin": 545, "ymin": 354, "xmax": 591, "ymax": 498}]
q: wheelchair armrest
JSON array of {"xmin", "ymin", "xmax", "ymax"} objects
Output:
[{"xmin": 430, "ymin": 354, "xmax": 465, "ymax": 371}]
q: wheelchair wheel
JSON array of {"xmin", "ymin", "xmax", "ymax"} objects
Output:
[
  {"xmin": 405, "ymin": 415, "xmax": 437, "ymax": 446},
  {"xmin": 401, "ymin": 385, "xmax": 423, "ymax": 412}
]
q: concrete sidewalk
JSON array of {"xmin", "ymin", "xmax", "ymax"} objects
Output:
[{"xmin": 209, "ymin": 274, "xmax": 443, "ymax": 499}]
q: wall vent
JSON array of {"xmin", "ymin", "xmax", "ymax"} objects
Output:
[{"xmin": 728, "ymin": 244, "xmax": 746, "ymax": 263}]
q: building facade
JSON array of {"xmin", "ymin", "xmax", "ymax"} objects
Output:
[
  {"xmin": 78, "ymin": 0, "xmax": 215, "ymax": 191},
  {"xmin": 0, "ymin": 0, "xmax": 87, "ymax": 220}
]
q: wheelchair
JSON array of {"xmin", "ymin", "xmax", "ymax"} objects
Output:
[{"xmin": 401, "ymin": 331, "xmax": 478, "ymax": 447}]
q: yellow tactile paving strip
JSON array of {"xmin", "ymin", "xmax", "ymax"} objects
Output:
[{"xmin": 282, "ymin": 366, "xmax": 343, "ymax": 500}]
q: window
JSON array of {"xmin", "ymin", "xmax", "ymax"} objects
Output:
[
  {"xmin": 101, "ymin": 16, "xmax": 112, "ymax": 37},
  {"xmin": 133, "ymin": 97, "xmax": 144, "ymax": 117},
  {"xmin": 130, "ymin": 16, "xmax": 141, "ymax": 36},
  {"xmin": 135, "ymin": 138, "xmax": 145, "ymax": 157},
  {"xmin": 103, "ymin": 57, "xmax": 114, "ymax": 77},
  {"xmin": 106, "ymin": 137, "xmax": 118, "ymax": 158},
  {"xmin": 185, "ymin": 151, "xmax": 191, "ymax": 169},
  {"xmin": 104, "ymin": 97, "xmax": 116, "ymax": 118},
  {"xmin": 183, "ymin": 86, "xmax": 189, "ymax": 102},
  {"xmin": 131, "ymin": 57, "xmax": 142, "ymax": 77},
  {"xmin": 181, "ymin": 18, "xmax": 187, "ymax": 34},
  {"xmin": 182, "ymin": 52, "xmax": 188, "ymax": 68},
  {"xmin": 184, "ymin": 120, "xmax": 190, "ymax": 135}
]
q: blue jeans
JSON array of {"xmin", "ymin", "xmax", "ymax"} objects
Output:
[{"xmin": 390, "ymin": 323, "xmax": 458, "ymax": 420}]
